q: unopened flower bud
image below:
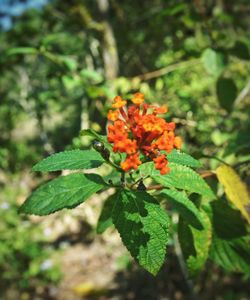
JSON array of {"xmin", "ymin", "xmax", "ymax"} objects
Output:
[
  {"xmin": 92, "ymin": 140, "xmax": 110, "ymax": 160},
  {"xmin": 101, "ymin": 148, "xmax": 110, "ymax": 160},
  {"xmin": 92, "ymin": 140, "xmax": 105, "ymax": 152}
]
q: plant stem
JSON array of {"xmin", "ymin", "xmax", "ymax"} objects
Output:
[
  {"xmin": 202, "ymin": 155, "xmax": 229, "ymax": 166},
  {"xmin": 147, "ymin": 184, "xmax": 164, "ymax": 190},
  {"xmin": 105, "ymin": 160, "xmax": 123, "ymax": 172},
  {"xmin": 131, "ymin": 59, "xmax": 200, "ymax": 81},
  {"xmin": 130, "ymin": 175, "xmax": 148, "ymax": 188},
  {"xmin": 200, "ymin": 170, "xmax": 216, "ymax": 178},
  {"xmin": 172, "ymin": 213, "xmax": 199, "ymax": 300}
]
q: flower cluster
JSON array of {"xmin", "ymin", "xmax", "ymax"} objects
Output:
[{"xmin": 107, "ymin": 93, "xmax": 182, "ymax": 175}]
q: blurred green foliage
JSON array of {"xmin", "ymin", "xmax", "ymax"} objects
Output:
[
  {"xmin": 0, "ymin": 0, "xmax": 250, "ymax": 297},
  {"xmin": 0, "ymin": 178, "xmax": 62, "ymax": 298}
]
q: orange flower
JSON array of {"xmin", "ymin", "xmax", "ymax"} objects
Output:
[
  {"xmin": 107, "ymin": 109, "xmax": 119, "ymax": 121},
  {"xmin": 154, "ymin": 131, "xmax": 174, "ymax": 153},
  {"xmin": 107, "ymin": 120, "xmax": 127, "ymax": 143},
  {"xmin": 166, "ymin": 122, "xmax": 175, "ymax": 131},
  {"xmin": 138, "ymin": 114, "xmax": 168, "ymax": 134},
  {"xmin": 160, "ymin": 166, "xmax": 170, "ymax": 175},
  {"xmin": 124, "ymin": 139, "xmax": 137, "ymax": 154},
  {"xmin": 109, "ymin": 120, "xmax": 126, "ymax": 133},
  {"xmin": 153, "ymin": 105, "xmax": 168, "ymax": 114},
  {"xmin": 121, "ymin": 153, "xmax": 142, "ymax": 172},
  {"xmin": 112, "ymin": 96, "xmax": 127, "ymax": 108},
  {"xmin": 153, "ymin": 155, "xmax": 170, "ymax": 175},
  {"xmin": 113, "ymin": 138, "xmax": 137, "ymax": 154},
  {"xmin": 131, "ymin": 92, "xmax": 144, "ymax": 105},
  {"xmin": 112, "ymin": 135, "xmax": 128, "ymax": 152},
  {"xmin": 174, "ymin": 136, "xmax": 182, "ymax": 149},
  {"xmin": 107, "ymin": 92, "xmax": 182, "ymax": 174}
]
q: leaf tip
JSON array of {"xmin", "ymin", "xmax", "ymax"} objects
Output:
[
  {"xmin": 18, "ymin": 204, "xmax": 26, "ymax": 214},
  {"xmin": 31, "ymin": 165, "xmax": 39, "ymax": 172}
]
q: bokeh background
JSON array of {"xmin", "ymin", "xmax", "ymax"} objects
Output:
[{"xmin": 0, "ymin": 0, "xmax": 250, "ymax": 299}]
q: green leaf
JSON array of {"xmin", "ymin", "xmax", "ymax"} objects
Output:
[
  {"xmin": 96, "ymin": 193, "xmax": 116, "ymax": 234},
  {"xmin": 19, "ymin": 173, "xmax": 106, "ymax": 215},
  {"xmin": 216, "ymin": 77, "xmax": 237, "ymax": 112},
  {"xmin": 7, "ymin": 47, "xmax": 38, "ymax": 56},
  {"xmin": 153, "ymin": 163, "xmax": 215, "ymax": 199},
  {"xmin": 216, "ymin": 165, "xmax": 250, "ymax": 224},
  {"xmin": 80, "ymin": 69, "xmax": 103, "ymax": 83},
  {"xmin": 177, "ymin": 218, "xmax": 196, "ymax": 262},
  {"xmin": 139, "ymin": 151, "xmax": 201, "ymax": 177},
  {"xmin": 62, "ymin": 75, "xmax": 80, "ymax": 90},
  {"xmin": 210, "ymin": 200, "xmax": 247, "ymax": 240},
  {"xmin": 201, "ymin": 48, "xmax": 227, "ymax": 77},
  {"xmin": 167, "ymin": 149, "xmax": 201, "ymax": 168},
  {"xmin": 32, "ymin": 150, "xmax": 104, "ymax": 172},
  {"xmin": 112, "ymin": 189, "xmax": 170, "ymax": 275},
  {"xmin": 210, "ymin": 237, "xmax": 250, "ymax": 275},
  {"xmin": 230, "ymin": 41, "xmax": 250, "ymax": 60},
  {"xmin": 161, "ymin": 189, "xmax": 203, "ymax": 229},
  {"xmin": 60, "ymin": 56, "xmax": 78, "ymax": 71},
  {"xmin": 138, "ymin": 161, "xmax": 155, "ymax": 177},
  {"xmin": 178, "ymin": 210, "xmax": 212, "ymax": 276}
]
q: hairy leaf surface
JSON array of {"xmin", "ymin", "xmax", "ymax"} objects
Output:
[
  {"xmin": 112, "ymin": 190, "xmax": 169, "ymax": 275},
  {"xmin": 161, "ymin": 189, "xmax": 203, "ymax": 229},
  {"xmin": 210, "ymin": 237, "xmax": 250, "ymax": 275},
  {"xmin": 20, "ymin": 173, "xmax": 105, "ymax": 215},
  {"xmin": 153, "ymin": 163, "xmax": 215, "ymax": 199},
  {"xmin": 33, "ymin": 150, "xmax": 104, "ymax": 172},
  {"xmin": 167, "ymin": 149, "xmax": 201, "ymax": 168}
]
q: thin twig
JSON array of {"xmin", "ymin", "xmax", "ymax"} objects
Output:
[
  {"xmin": 234, "ymin": 159, "xmax": 250, "ymax": 168},
  {"xmin": 121, "ymin": 172, "xmax": 125, "ymax": 186},
  {"xmin": 105, "ymin": 160, "xmax": 123, "ymax": 173},
  {"xmin": 234, "ymin": 81, "xmax": 250, "ymax": 106},
  {"xmin": 146, "ymin": 170, "xmax": 215, "ymax": 190},
  {"xmin": 130, "ymin": 59, "xmax": 201, "ymax": 81},
  {"xmin": 147, "ymin": 184, "xmax": 164, "ymax": 191},
  {"xmin": 130, "ymin": 175, "xmax": 150, "ymax": 189},
  {"xmin": 172, "ymin": 117, "xmax": 197, "ymax": 127},
  {"xmin": 201, "ymin": 155, "xmax": 230, "ymax": 166},
  {"xmin": 200, "ymin": 171, "xmax": 216, "ymax": 178},
  {"xmin": 172, "ymin": 213, "xmax": 199, "ymax": 300}
]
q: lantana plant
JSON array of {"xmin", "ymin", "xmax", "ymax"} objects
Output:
[
  {"xmin": 107, "ymin": 93, "xmax": 182, "ymax": 174},
  {"xmin": 20, "ymin": 93, "xmax": 250, "ymax": 276}
]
